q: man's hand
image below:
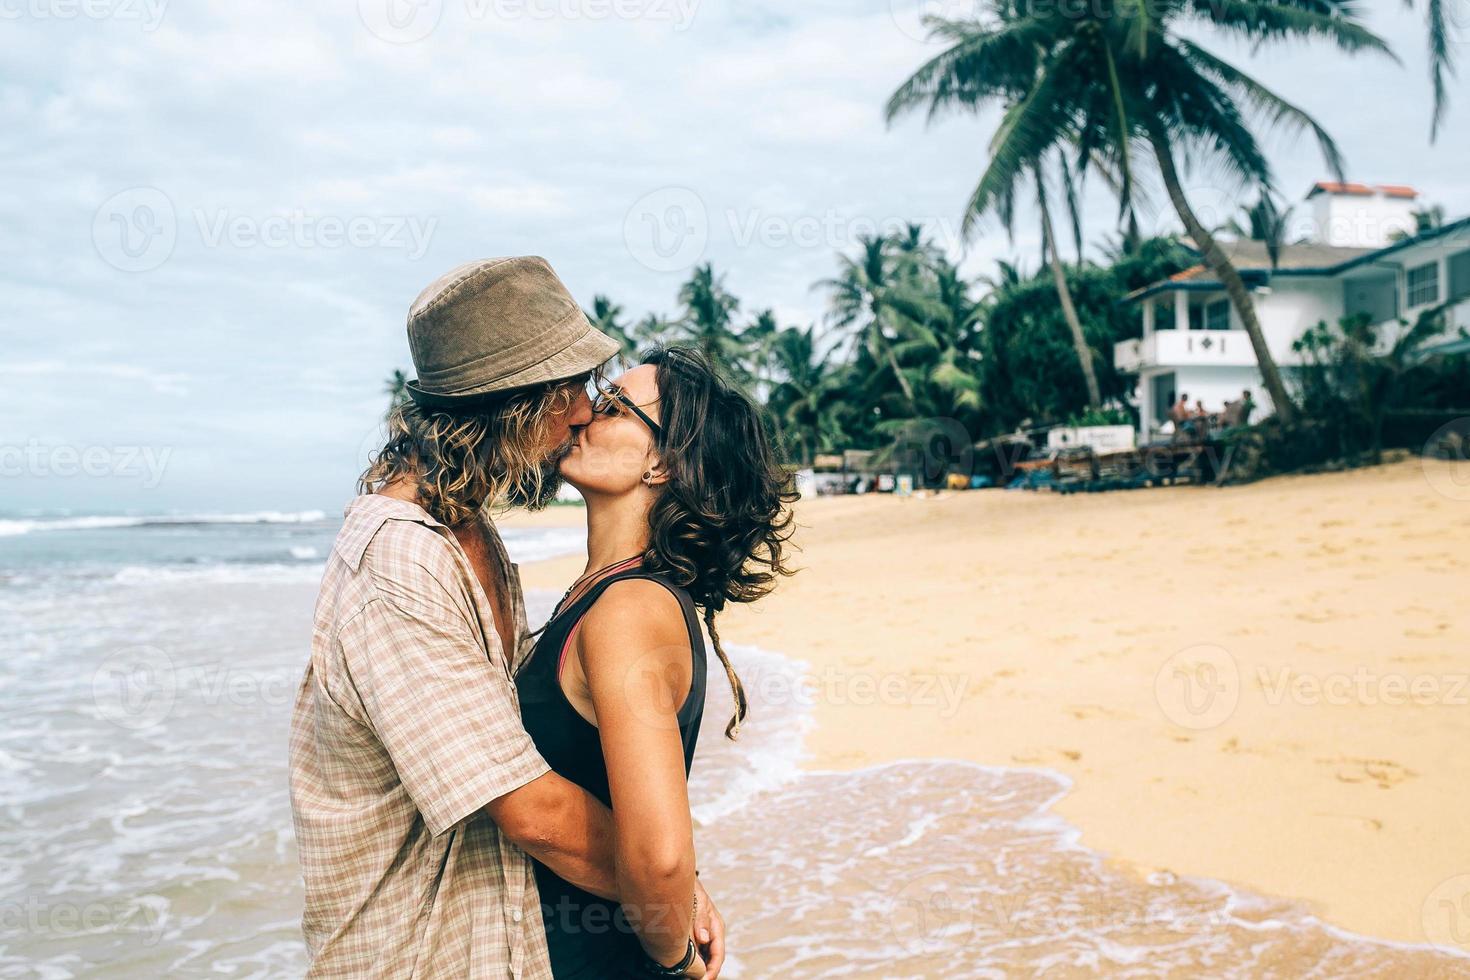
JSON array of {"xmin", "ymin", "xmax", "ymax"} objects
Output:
[{"xmin": 692, "ymin": 878, "xmax": 725, "ymax": 979}]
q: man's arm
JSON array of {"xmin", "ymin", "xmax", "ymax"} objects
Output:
[
  {"xmin": 484, "ymin": 771, "xmax": 619, "ymax": 900},
  {"xmin": 487, "ymin": 775, "xmax": 728, "ymax": 980}
]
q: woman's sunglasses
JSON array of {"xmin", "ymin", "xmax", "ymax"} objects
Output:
[{"xmin": 590, "ymin": 380, "xmax": 663, "ymax": 439}]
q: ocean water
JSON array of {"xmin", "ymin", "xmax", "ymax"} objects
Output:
[{"xmin": 1, "ymin": 513, "xmax": 1466, "ymax": 977}]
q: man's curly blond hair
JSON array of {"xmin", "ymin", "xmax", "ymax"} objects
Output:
[{"xmin": 358, "ymin": 379, "xmax": 585, "ymax": 526}]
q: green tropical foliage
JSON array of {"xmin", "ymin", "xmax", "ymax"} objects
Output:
[
  {"xmin": 385, "ymin": 369, "xmax": 410, "ymax": 408},
  {"xmin": 884, "ymin": 0, "xmax": 1400, "ymax": 424},
  {"xmin": 1291, "ymin": 305, "xmax": 1454, "ymax": 461},
  {"xmin": 1225, "ymin": 193, "xmax": 1295, "ymax": 270},
  {"xmin": 673, "ymin": 263, "xmax": 746, "ymax": 379},
  {"xmin": 1408, "ymin": 0, "xmax": 1458, "ymax": 140},
  {"xmin": 376, "ymin": 6, "xmax": 1458, "ymax": 480},
  {"xmin": 586, "ymin": 295, "xmax": 639, "ymax": 367}
]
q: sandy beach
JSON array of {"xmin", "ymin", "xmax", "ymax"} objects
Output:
[{"xmin": 510, "ymin": 459, "xmax": 1470, "ymax": 952}]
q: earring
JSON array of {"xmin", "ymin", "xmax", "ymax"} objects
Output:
[{"xmin": 642, "ymin": 470, "xmax": 653, "ymax": 485}]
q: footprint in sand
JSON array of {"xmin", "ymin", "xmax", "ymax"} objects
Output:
[
  {"xmin": 1067, "ymin": 704, "xmax": 1131, "ymax": 721},
  {"xmin": 1294, "ymin": 609, "xmax": 1338, "ymax": 624},
  {"xmin": 1390, "ymin": 653, "xmax": 1444, "ymax": 665},
  {"xmin": 1010, "ymin": 747, "xmax": 1083, "ymax": 765},
  {"xmin": 1318, "ymin": 756, "xmax": 1417, "ymax": 789},
  {"xmin": 1312, "ymin": 812, "xmax": 1384, "ymax": 832}
]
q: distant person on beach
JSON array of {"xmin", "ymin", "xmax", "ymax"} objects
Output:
[
  {"xmin": 1221, "ymin": 390, "xmax": 1256, "ymax": 430},
  {"xmin": 1169, "ymin": 392, "xmax": 1189, "ymax": 424},
  {"xmin": 1194, "ymin": 399, "xmax": 1212, "ymax": 437},
  {"xmin": 1169, "ymin": 392, "xmax": 1192, "ymax": 442},
  {"xmin": 289, "ymin": 257, "xmax": 728, "ymax": 979},
  {"xmin": 519, "ymin": 345, "xmax": 795, "ymax": 977}
]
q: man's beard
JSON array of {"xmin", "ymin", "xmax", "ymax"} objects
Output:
[{"xmin": 504, "ymin": 435, "xmax": 575, "ymax": 510}]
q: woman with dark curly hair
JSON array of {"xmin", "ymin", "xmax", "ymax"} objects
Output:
[{"xmin": 515, "ymin": 346, "xmax": 797, "ymax": 979}]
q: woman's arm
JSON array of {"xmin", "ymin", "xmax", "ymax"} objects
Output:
[{"xmin": 576, "ymin": 579, "xmax": 702, "ymax": 973}]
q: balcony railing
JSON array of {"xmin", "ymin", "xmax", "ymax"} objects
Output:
[{"xmin": 1114, "ymin": 330, "xmax": 1260, "ymax": 372}]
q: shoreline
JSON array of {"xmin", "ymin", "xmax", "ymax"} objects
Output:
[{"xmin": 507, "ymin": 459, "xmax": 1470, "ymax": 951}]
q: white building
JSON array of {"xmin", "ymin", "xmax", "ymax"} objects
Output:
[{"xmin": 1115, "ymin": 183, "xmax": 1470, "ymax": 441}]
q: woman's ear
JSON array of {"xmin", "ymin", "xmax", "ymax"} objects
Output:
[{"xmin": 642, "ymin": 457, "xmax": 671, "ymax": 488}]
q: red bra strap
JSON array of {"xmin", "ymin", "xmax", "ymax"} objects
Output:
[{"xmin": 556, "ymin": 559, "xmax": 643, "ymax": 680}]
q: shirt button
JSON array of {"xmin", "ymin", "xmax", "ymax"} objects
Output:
[{"xmin": 511, "ymin": 907, "xmax": 523, "ymax": 923}]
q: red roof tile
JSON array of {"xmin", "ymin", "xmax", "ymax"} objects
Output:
[
  {"xmin": 1309, "ymin": 181, "xmax": 1374, "ymax": 197},
  {"xmin": 1308, "ymin": 181, "xmax": 1419, "ymax": 199}
]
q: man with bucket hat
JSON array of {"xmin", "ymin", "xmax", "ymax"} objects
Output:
[{"xmin": 289, "ymin": 257, "xmax": 724, "ymax": 979}]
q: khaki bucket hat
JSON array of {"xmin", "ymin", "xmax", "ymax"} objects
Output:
[{"xmin": 404, "ymin": 256, "xmax": 620, "ymax": 408}]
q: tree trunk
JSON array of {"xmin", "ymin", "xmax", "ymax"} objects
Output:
[
  {"xmin": 870, "ymin": 298, "xmax": 919, "ymax": 408},
  {"xmin": 1146, "ymin": 123, "xmax": 1296, "ymax": 423},
  {"xmin": 1039, "ymin": 192, "xmax": 1102, "ymax": 408}
]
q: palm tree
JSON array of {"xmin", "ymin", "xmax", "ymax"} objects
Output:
[
  {"xmin": 384, "ymin": 369, "xmax": 410, "ymax": 409},
  {"xmin": 1412, "ymin": 204, "xmax": 1447, "ymax": 234},
  {"xmin": 900, "ymin": 254, "xmax": 985, "ymax": 418},
  {"xmin": 741, "ymin": 308, "xmax": 782, "ymax": 396},
  {"xmin": 633, "ymin": 312, "xmax": 675, "ymax": 350},
  {"xmin": 1035, "ymin": 156, "xmax": 1101, "ymax": 406},
  {"xmin": 889, "ymin": 221, "xmax": 944, "ymax": 283},
  {"xmin": 887, "ymin": 1, "xmax": 1395, "ymax": 425},
  {"xmin": 1407, "ymin": 0, "xmax": 1457, "ymax": 140},
  {"xmin": 673, "ymin": 263, "xmax": 745, "ymax": 377},
  {"xmin": 816, "ymin": 233, "xmax": 923, "ymax": 410},
  {"xmin": 765, "ymin": 325, "xmax": 846, "ymax": 464},
  {"xmin": 585, "ymin": 295, "xmax": 638, "ymax": 367},
  {"xmin": 979, "ymin": 258, "xmax": 1026, "ymax": 292},
  {"xmin": 1225, "ymin": 193, "xmax": 1295, "ymax": 270},
  {"xmin": 887, "ymin": 89, "xmax": 1102, "ymax": 404}
]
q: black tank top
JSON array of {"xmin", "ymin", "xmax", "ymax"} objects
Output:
[{"xmin": 514, "ymin": 565, "xmax": 707, "ymax": 979}]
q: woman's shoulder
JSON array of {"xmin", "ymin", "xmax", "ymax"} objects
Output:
[
  {"xmin": 583, "ymin": 576, "xmax": 687, "ymax": 637},
  {"xmin": 575, "ymin": 577, "xmax": 689, "ymax": 665}
]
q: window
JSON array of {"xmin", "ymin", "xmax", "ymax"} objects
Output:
[
  {"xmin": 1407, "ymin": 261, "xmax": 1440, "ymax": 307},
  {"xmin": 1155, "ymin": 296, "xmax": 1177, "ymax": 330},
  {"xmin": 1188, "ymin": 296, "xmax": 1231, "ymax": 331},
  {"xmin": 1345, "ymin": 275, "xmax": 1398, "ymax": 324},
  {"xmin": 1449, "ymin": 250, "xmax": 1470, "ymax": 302}
]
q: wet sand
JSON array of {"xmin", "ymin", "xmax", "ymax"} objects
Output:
[{"xmin": 509, "ymin": 459, "xmax": 1470, "ymax": 953}]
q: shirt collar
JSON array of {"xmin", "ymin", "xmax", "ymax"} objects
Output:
[{"xmin": 334, "ymin": 493, "xmax": 446, "ymax": 572}]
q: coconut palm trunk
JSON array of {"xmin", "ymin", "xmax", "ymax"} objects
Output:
[
  {"xmin": 1038, "ymin": 187, "xmax": 1101, "ymax": 408},
  {"xmin": 870, "ymin": 298, "xmax": 919, "ymax": 408},
  {"xmin": 1147, "ymin": 122, "xmax": 1296, "ymax": 423}
]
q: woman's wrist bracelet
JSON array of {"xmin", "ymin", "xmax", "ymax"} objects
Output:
[{"xmin": 644, "ymin": 938, "xmax": 696, "ymax": 977}]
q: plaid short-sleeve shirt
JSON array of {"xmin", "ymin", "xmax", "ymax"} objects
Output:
[{"xmin": 289, "ymin": 494, "xmax": 554, "ymax": 979}]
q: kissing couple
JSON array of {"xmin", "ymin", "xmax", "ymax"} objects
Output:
[{"xmin": 289, "ymin": 256, "xmax": 796, "ymax": 978}]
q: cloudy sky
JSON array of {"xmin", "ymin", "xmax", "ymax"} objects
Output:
[{"xmin": 3, "ymin": 0, "xmax": 1466, "ymax": 514}]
